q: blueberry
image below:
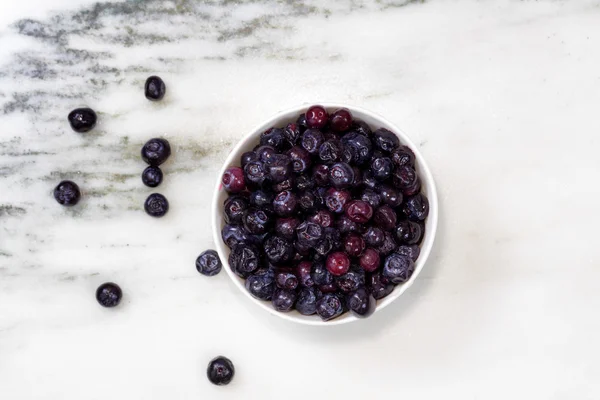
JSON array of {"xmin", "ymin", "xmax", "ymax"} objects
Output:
[
  {"xmin": 249, "ymin": 190, "xmax": 274, "ymax": 208},
  {"xmin": 346, "ymin": 287, "xmax": 376, "ymax": 318},
  {"xmin": 96, "ymin": 282, "xmax": 122, "ymax": 307},
  {"xmin": 287, "ymin": 146, "xmax": 312, "ymax": 174},
  {"xmin": 241, "ymin": 151, "xmax": 258, "ymax": 167},
  {"xmin": 207, "ymin": 356, "xmax": 235, "ymax": 386},
  {"xmin": 314, "ymin": 227, "xmax": 342, "ymax": 256},
  {"xmin": 260, "ymin": 127, "xmax": 286, "ymax": 150},
  {"xmin": 301, "ymin": 129, "xmax": 324, "ymax": 155},
  {"xmin": 243, "ymin": 207, "xmax": 272, "ymax": 234},
  {"xmin": 403, "ymin": 176, "xmax": 422, "ymax": 197},
  {"xmin": 296, "ymin": 261, "xmax": 314, "ymax": 287},
  {"xmin": 296, "ymin": 113, "xmax": 308, "ymax": 131},
  {"xmin": 265, "ymin": 154, "xmax": 292, "ymax": 184},
  {"xmin": 264, "ymin": 235, "xmax": 294, "ymax": 265},
  {"xmin": 335, "ymin": 215, "xmax": 359, "ymax": 235},
  {"xmin": 329, "ymin": 108, "xmax": 353, "ymax": 132},
  {"xmin": 307, "ymin": 210, "xmax": 334, "ymax": 228},
  {"xmin": 402, "ymin": 193, "xmax": 429, "ymax": 221},
  {"xmin": 373, "ymin": 205, "xmax": 397, "ymax": 231},
  {"xmin": 272, "ymin": 288, "xmax": 297, "ymax": 312},
  {"xmin": 221, "ymin": 224, "xmax": 250, "ymax": 248},
  {"xmin": 144, "ymin": 193, "xmax": 169, "ymax": 217},
  {"xmin": 343, "ymin": 233, "xmax": 365, "ymax": 257},
  {"xmin": 222, "ymin": 166, "xmax": 246, "ymax": 193},
  {"xmin": 359, "ymin": 248, "xmax": 380, "ymax": 272},
  {"xmin": 294, "ymin": 174, "xmax": 315, "ymax": 191},
  {"xmin": 363, "ymin": 227, "xmax": 385, "ymax": 247},
  {"xmin": 335, "ymin": 269, "xmax": 365, "ymax": 293},
  {"xmin": 370, "ymin": 157, "xmax": 394, "ymax": 181},
  {"xmin": 360, "ymin": 189, "xmax": 381, "ymax": 208},
  {"xmin": 311, "ymin": 262, "xmax": 333, "ymax": 286},
  {"xmin": 275, "ymin": 272, "xmax": 298, "ymax": 290},
  {"xmin": 271, "ymin": 177, "xmax": 294, "ymax": 193},
  {"xmin": 245, "ymin": 269, "xmax": 275, "ymax": 300},
  {"xmin": 351, "ymin": 119, "xmax": 372, "ymax": 137},
  {"xmin": 298, "ymin": 191, "xmax": 316, "ymax": 212},
  {"xmin": 229, "ymin": 245, "xmax": 260, "ymax": 278},
  {"xmin": 316, "ymin": 293, "xmax": 344, "ymax": 321},
  {"xmin": 373, "ymin": 128, "xmax": 400, "ymax": 153},
  {"xmin": 328, "ymin": 162, "xmax": 354, "ymax": 189},
  {"xmin": 312, "ymin": 164, "xmax": 330, "ymax": 186},
  {"xmin": 272, "ymin": 190, "xmax": 297, "ymax": 216},
  {"xmin": 345, "ymin": 200, "xmax": 373, "ymax": 224},
  {"xmin": 360, "ymin": 170, "xmax": 378, "ymax": 190},
  {"xmin": 54, "ymin": 180, "xmax": 81, "ymax": 206},
  {"xmin": 376, "ymin": 232, "xmax": 398, "ymax": 256},
  {"xmin": 244, "ymin": 160, "xmax": 268, "ymax": 187},
  {"xmin": 319, "ymin": 140, "xmax": 343, "ymax": 164},
  {"xmin": 391, "ymin": 145, "xmax": 415, "ymax": 167},
  {"xmin": 326, "ymin": 251, "xmax": 350, "ymax": 276},
  {"xmin": 296, "ymin": 287, "xmax": 320, "ymax": 315},
  {"xmin": 393, "ymin": 166, "xmax": 417, "ymax": 190},
  {"xmin": 395, "ymin": 220, "xmax": 423, "ymax": 245},
  {"xmin": 319, "ymin": 283, "xmax": 338, "ymax": 294},
  {"xmin": 295, "ymin": 221, "xmax": 323, "ymax": 247},
  {"xmin": 255, "ymin": 145, "xmax": 277, "ymax": 163},
  {"xmin": 341, "ymin": 132, "xmax": 372, "ymax": 165},
  {"xmin": 383, "ymin": 253, "xmax": 415, "ymax": 284},
  {"xmin": 396, "ymin": 245, "xmax": 421, "ymax": 262},
  {"xmin": 142, "ymin": 166, "xmax": 163, "ymax": 188},
  {"xmin": 141, "ymin": 138, "xmax": 171, "ymax": 166},
  {"xmin": 325, "ymin": 188, "xmax": 351, "ymax": 214},
  {"xmin": 305, "ymin": 105, "xmax": 329, "ymax": 129},
  {"xmin": 275, "ymin": 217, "xmax": 300, "ymax": 240},
  {"xmin": 67, "ymin": 107, "xmax": 97, "ymax": 133},
  {"xmin": 196, "ymin": 250, "xmax": 222, "ymax": 276},
  {"xmin": 378, "ymin": 185, "xmax": 403, "ymax": 207},
  {"xmin": 144, "ymin": 76, "xmax": 166, "ymax": 101},
  {"xmin": 284, "ymin": 122, "xmax": 301, "ymax": 146},
  {"xmin": 369, "ymin": 272, "xmax": 395, "ymax": 300}
]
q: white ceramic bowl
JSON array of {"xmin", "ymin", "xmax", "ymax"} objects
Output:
[{"xmin": 212, "ymin": 103, "xmax": 438, "ymax": 326}]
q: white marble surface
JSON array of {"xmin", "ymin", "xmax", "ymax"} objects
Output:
[{"xmin": 1, "ymin": 0, "xmax": 600, "ymax": 398}]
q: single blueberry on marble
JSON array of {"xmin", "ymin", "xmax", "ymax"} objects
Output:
[
  {"xmin": 96, "ymin": 282, "xmax": 122, "ymax": 308},
  {"xmin": 144, "ymin": 193, "xmax": 169, "ymax": 217},
  {"xmin": 54, "ymin": 180, "xmax": 81, "ymax": 206},
  {"xmin": 68, "ymin": 107, "xmax": 97, "ymax": 133},
  {"xmin": 145, "ymin": 75, "xmax": 166, "ymax": 101},
  {"xmin": 207, "ymin": 356, "xmax": 235, "ymax": 386},
  {"xmin": 141, "ymin": 138, "xmax": 171, "ymax": 166},
  {"xmin": 141, "ymin": 166, "xmax": 163, "ymax": 187},
  {"xmin": 196, "ymin": 250, "xmax": 222, "ymax": 276}
]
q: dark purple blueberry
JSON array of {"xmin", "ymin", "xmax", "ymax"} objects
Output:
[
  {"xmin": 294, "ymin": 174, "xmax": 315, "ymax": 191},
  {"xmin": 319, "ymin": 283, "xmax": 338, "ymax": 293},
  {"xmin": 207, "ymin": 356, "xmax": 235, "ymax": 386},
  {"xmin": 142, "ymin": 166, "xmax": 163, "ymax": 188},
  {"xmin": 298, "ymin": 191, "xmax": 316, "ymax": 212},
  {"xmin": 275, "ymin": 272, "xmax": 299, "ymax": 290},
  {"xmin": 378, "ymin": 185, "xmax": 403, "ymax": 207},
  {"xmin": 335, "ymin": 270, "xmax": 365, "ymax": 293},
  {"xmin": 330, "ymin": 108, "xmax": 353, "ymax": 132},
  {"xmin": 242, "ymin": 207, "xmax": 272, "ymax": 235},
  {"xmin": 229, "ymin": 245, "xmax": 260, "ymax": 278},
  {"xmin": 316, "ymin": 293, "xmax": 344, "ymax": 321},
  {"xmin": 96, "ymin": 282, "xmax": 122, "ymax": 307},
  {"xmin": 402, "ymin": 193, "xmax": 429, "ymax": 221},
  {"xmin": 359, "ymin": 248, "xmax": 380, "ymax": 272},
  {"xmin": 325, "ymin": 188, "xmax": 351, "ymax": 214},
  {"xmin": 255, "ymin": 145, "xmax": 277, "ymax": 163},
  {"xmin": 305, "ymin": 105, "xmax": 329, "ymax": 129},
  {"xmin": 359, "ymin": 171, "xmax": 377, "ymax": 191},
  {"xmin": 314, "ymin": 227, "xmax": 342, "ymax": 257},
  {"xmin": 141, "ymin": 138, "xmax": 171, "ymax": 166},
  {"xmin": 284, "ymin": 123, "xmax": 301, "ymax": 146},
  {"xmin": 395, "ymin": 220, "xmax": 423, "ymax": 245},
  {"xmin": 275, "ymin": 217, "xmax": 300, "ymax": 240},
  {"xmin": 271, "ymin": 177, "xmax": 294, "ymax": 193},
  {"xmin": 344, "ymin": 200, "xmax": 373, "ymax": 224},
  {"xmin": 351, "ymin": 166, "xmax": 363, "ymax": 187},
  {"xmin": 296, "ymin": 287, "xmax": 320, "ymax": 315},
  {"xmin": 341, "ymin": 132, "xmax": 372, "ymax": 166},
  {"xmin": 312, "ymin": 262, "xmax": 333, "ymax": 286},
  {"xmin": 403, "ymin": 177, "xmax": 421, "ymax": 197},
  {"xmin": 249, "ymin": 190, "xmax": 274, "ymax": 208},
  {"xmin": 295, "ymin": 221, "xmax": 324, "ymax": 247},
  {"xmin": 260, "ymin": 127, "xmax": 286, "ymax": 150},
  {"xmin": 313, "ymin": 186, "xmax": 328, "ymax": 208},
  {"xmin": 393, "ymin": 166, "xmax": 417, "ymax": 190},
  {"xmin": 264, "ymin": 235, "xmax": 294, "ymax": 265},
  {"xmin": 296, "ymin": 261, "xmax": 314, "ymax": 287},
  {"xmin": 373, "ymin": 205, "xmax": 397, "ymax": 231},
  {"xmin": 308, "ymin": 210, "xmax": 334, "ymax": 228},
  {"xmin": 326, "ymin": 252, "xmax": 350, "ymax": 276},
  {"xmin": 377, "ymin": 232, "xmax": 398, "ymax": 256},
  {"xmin": 370, "ymin": 157, "xmax": 393, "ymax": 181},
  {"xmin": 346, "ymin": 287, "xmax": 376, "ymax": 318},
  {"xmin": 363, "ymin": 227, "xmax": 385, "ymax": 247},
  {"xmin": 344, "ymin": 233, "xmax": 365, "ymax": 257},
  {"xmin": 144, "ymin": 193, "xmax": 169, "ymax": 217},
  {"xmin": 272, "ymin": 190, "xmax": 297, "ymax": 216},
  {"xmin": 272, "ymin": 288, "xmax": 297, "ymax": 312},
  {"xmin": 329, "ymin": 162, "xmax": 354, "ymax": 189},
  {"xmin": 351, "ymin": 119, "xmax": 372, "ymax": 137},
  {"xmin": 369, "ymin": 272, "xmax": 395, "ymax": 300},
  {"xmin": 383, "ymin": 253, "xmax": 414, "ymax": 284},
  {"xmin": 294, "ymin": 240, "xmax": 312, "ymax": 257},
  {"xmin": 391, "ymin": 145, "xmax": 415, "ymax": 167},
  {"xmin": 54, "ymin": 180, "xmax": 81, "ymax": 206},
  {"xmin": 144, "ymin": 76, "xmax": 166, "ymax": 101},
  {"xmin": 301, "ymin": 129, "xmax": 324, "ymax": 155},
  {"xmin": 312, "ymin": 164, "xmax": 330, "ymax": 186},
  {"xmin": 360, "ymin": 189, "xmax": 381, "ymax": 208},
  {"xmin": 319, "ymin": 140, "xmax": 343, "ymax": 164},
  {"xmin": 296, "ymin": 113, "xmax": 308, "ymax": 131},
  {"xmin": 241, "ymin": 151, "xmax": 258, "ymax": 167},
  {"xmin": 221, "ymin": 224, "xmax": 250, "ymax": 248},
  {"xmin": 222, "ymin": 166, "xmax": 246, "ymax": 193},
  {"xmin": 373, "ymin": 128, "xmax": 400, "ymax": 153},
  {"xmin": 68, "ymin": 107, "xmax": 97, "ymax": 132},
  {"xmin": 243, "ymin": 160, "xmax": 268, "ymax": 187},
  {"xmin": 396, "ymin": 245, "xmax": 421, "ymax": 262},
  {"xmin": 196, "ymin": 250, "xmax": 222, "ymax": 276},
  {"xmin": 287, "ymin": 146, "xmax": 312, "ymax": 174},
  {"xmin": 265, "ymin": 154, "xmax": 292, "ymax": 184},
  {"xmin": 223, "ymin": 196, "xmax": 248, "ymax": 224},
  {"xmin": 245, "ymin": 269, "xmax": 275, "ymax": 300},
  {"xmin": 335, "ymin": 215, "xmax": 359, "ymax": 235}
]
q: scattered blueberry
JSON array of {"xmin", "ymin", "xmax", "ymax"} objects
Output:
[
  {"xmin": 96, "ymin": 282, "xmax": 122, "ymax": 307},
  {"xmin": 141, "ymin": 138, "xmax": 171, "ymax": 166},
  {"xmin": 196, "ymin": 250, "xmax": 222, "ymax": 276},
  {"xmin": 142, "ymin": 166, "xmax": 163, "ymax": 188},
  {"xmin": 54, "ymin": 180, "xmax": 81, "ymax": 206},
  {"xmin": 144, "ymin": 76, "xmax": 166, "ymax": 101},
  {"xmin": 207, "ymin": 356, "xmax": 235, "ymax": 386},
  {"xmin": 144, "ymin": 193, "xmax": 169, "ymax": 217},
  {"xmin": 68, "ymin": 107, "xmax": 97, "ymax": 133}
]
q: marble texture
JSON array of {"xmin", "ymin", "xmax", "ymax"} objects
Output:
[{"xmin": 1, "ymin": 0, "xmax": 600, "ymax": 398}]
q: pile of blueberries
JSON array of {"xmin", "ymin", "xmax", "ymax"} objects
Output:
[{"xmin": 219, "ymin": 105, "xmax": 429, "ymax": 321}]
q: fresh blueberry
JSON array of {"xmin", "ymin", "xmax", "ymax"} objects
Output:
[
  {"xmin": 329, "ymin": 108, "xmax": 353, "ymax": 132},
  {"xmin": 287, "ymin": 146, "xmax": 312, "ymax": 174},
  {"xmin": 294, "ymin": 174, "xmax": 315, "ymax": 191},
  {"xmin": 207, "ymin": 356, "xmax": 235, "ymax": 386},
  {"xmin": 272, "ymin": 190, "xmax": 297, "ymax": 216},
  {"xmin": 68, "ymin": 107, "xmax": 97, "ymax": 133},
  {"xmin": 245, "ymin": 269, "xmax": 275, "ymax": 300},
  {"xmin": 260, "ymin": 127, "xmax": 286, "ymax": 150},
  {"xmin": 307, "ymin": 210, "xmax": 334, "ymax": 228},
  {"xmin": 396, "ymin": 244, "xmax": 421, "ymax": 262},
  {"xmin": 196, "ymin": 250, "xmax": 222, "ymax": 276},
  {"xmin": 244, "ymin": 160, "xmax": 268, "ymax": 187},
  {"xmin": 271, "ymin": 177, "xmax": 294, "ymax": 193},
  {"xmin": 264, "ymin": 235, "xmax": 294, "ymax": 265},
  {"xmin": 319, "ymin": 140, "xmax": 343, "ymax": 164},
  {"xmin": 402, "ymin": 176, "xmax": 422, "ymax": 197},
  {"xmin": 296, "ymin": 261, "xmax": 314, "ymax": 287},
  {"xmin": 345, "ymin": 200, "xmax": 373, "ymax": 224},
  {"xmin": 296, "ymin": 113, "xmax": 308, "ymax": 131},
  {"xmin": 265, "ymin": 154, "xmax": 292, "ymax": 184},
  {"xmin": 329, "ymin": 162, "xmax": 354, "ymax": 189},
  {"xmin": 141, "ymin": 138, "xmax": 171, "ymax": 166},
  {"xmin": 144, "ymin": 76, "xmax": 166, "ymax": 101},
  {"xmin": 359, "ymin": 248, "xmax": 380, "ymax": 272},
  {"xmin": 222, "ymin": 166, "xmax": 246, "ymax": 193},
  {"xmin": 369, "ymin": 272, "xmax": 395, "ymax": 300},
  {"xmin": 370, "ymin": 157, "xmax": 393, "ymax": 181},
  {"xmin": 343, "ymin": 233, "xmax": 365, "ymax": 257},
  {"xmin": 241, "ymin": 151, "xmax": 258, "ymax": 167},
  {"xmin": 54, "ymin": 180, "xmax": 81, "ymax": 206},
  {"xmin": 311, "ymin": 262, "xmax": 333, "ymax": 286},
  {"xmin": 275, "ymin": 217, "xmax": 300, "ymax": 240},
  {"xmin": 284, "ymin": 123, "xmax": 301, "ymax": 146},
  {"xmin": 96, "ymin": 282, "xmax": 122, "ymax": 307},
  {"xmin": 312, "ymin": 164, "xmax": 330, "ymax": 186},
  {"xmin": 392, "ymin": 166, "xmax": 417, "ymax": 190},
  {"xmin": 351, "ymin": 119, "xmax": 372, "ymax": 137},
  {"xmin": 335, "ymin": 269, "xmax": 365, "ymax": 293},
  {"xmin": 360, "ymin": 170, "xmax": 378, "ymax": 190},
  {"xmin": 378, "ymin": 185, "xmax": 403, "ymax": 207},
  {"xmin": 362, "ymin": 227, "xmax": 385, "ymax": 247},
  {"xmin": 298, "ymin": 191, "xmax": 316, "ymax": 212},
  {"xmin": 376, "ymin": 232, "xmax": 398, "ymax": 256},
  {"xmin": 301, "ymin": 129, "xmax": 324, "ymax": 155},
  {"xmin": 326, "ymin": 251, "xmax": 350, "ymax": 276},
  {"xmin": 229, "ymin": 245, "xmax": 261, "ymax": 278},
  {"xmin": 316, "ymin": 293, "xmax": 344, "ymax": 321},
  {"xmin": 305, "ymin": 105, "xmax": 329, "ymax": 129},
  {"xmin": 395, "ymin": 220, "xmax": 423, "ymax": 245},
  {"xmin": 243, "ymin": 207, "xmax": 272, "ymax": 235},
  {"xmin": 249, "ymin": 190, "xmax": 274, "ymax": 208},
  {"xmin": 295, "ymin": 221, "xmax": 324, "ymax": 247},
  {"xmin": 341, "ymin": 132, "xmax": 372, "ymax": 166},
  {"xmin": 142, "ymin": 166, "xmax": 163, "ymax": 188},
  {"xmin": 275, "ymin": 272, "xmax": 299, "ymax": 290},
  {"xmin": 382, "ymin": 253, "xmax": 415, "ymax": 284},
  {"xmin": 272, "ymin": 288, "xmax": 297, "ymax": 312},
  {"xmin": 402, "ymin": 193, "xmax": 429, "ymax": 221},
  {"xmin": 346, "ymin": 287, "xmax": 376, "ymax": 318},
  {"xmin": 325, "ymin": 188, "xmax": 351, "ymax": 214},
  {"xmin": 373, "ymin": 128, "xmax": 400, "ymax": 153},
  {"xmin": 296, "ymin": 287, "xmax": 320, "ymax": 315},
  {"xmin": 391, "ymin": 145, "xmax": 415, "ymax": 167},
  {"xmin": 255, "ymin": 145, "xmax": 277, "ymax": 163},
  {"xmin": 314, "ymin": 227, "xmax": 342, "ymax": 257},
  {"xmin": 373, "ymin": 205, "xmax": 397, "ymax": 231},
  {"xmin": 221, "ymin": 224, "xmax": 250, "ymax": 248},
  {"xmin": 319, "ymin": 283, "xmax": 338, "ymax": 294},
  {"xmin": 144, "ymin": 193, "xmax": 169, "ymax": 217},
  {"xmin": 335, "ymin": 215, "xmax": 359, "ymax": 235}
]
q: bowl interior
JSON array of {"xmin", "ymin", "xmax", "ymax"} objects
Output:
[{"xmin": 212, "ymin": 104, "xmax": 438, "ymax": 326}]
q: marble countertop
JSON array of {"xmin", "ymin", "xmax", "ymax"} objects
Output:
[{"xmin": 1, "ymin": 0, "xmax": 600, "ymax": 398}]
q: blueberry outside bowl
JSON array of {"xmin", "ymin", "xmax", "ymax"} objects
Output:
[{"xmin": 212, "ymin": 103, "xmax": 438, "ymax": 326}]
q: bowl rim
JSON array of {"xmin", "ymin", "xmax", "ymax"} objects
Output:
[{"xmin": 212, "ymin": 103, "xmax": 438, "ymax": 326}]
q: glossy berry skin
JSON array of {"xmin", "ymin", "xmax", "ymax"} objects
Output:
[
  {"xmin": 373, "ymin": 128, "xmax": 400, "ymax": 153},
  {"xmin": 377, "ymin": 232, "xmax": 398, "ymax": 256},
  {"xmin": 255, "ymin": 145, "xmax": 276, "ymax": 163},
  {"xmin": 241, "ymin": 151, "xmax": 258, "ymax": 167},
  {"xmin": 402, "ymin": 193, "xmax": 429, "ymax": 221},
  {"xmin": 243, "ymin": 207, "xmax": 272, "ymax": 235},
  {"xmin": 370, "ymin": 157, "xmax": 394, "ymax": 181},
  {"xmin": 249, "ymin": 190, "xmax": 274, "ymax": 208},
  {"xmin": 319, "ymin": 283, "xmax": 338, "ymax": 294},
  {"xmin": 144, "ymin": 193, "xmax": 169, "ymax": 217},
  {"xmin": 207, "ymin": 356, "xmax": 235, "ymax": 386},
  {"xmin": 312, "ymin": 164, "xmax": 330, "ymax": 186},
  {"xmin": 346, "ymin": 287, "xmax": 376, "ymax": 318},
  {"xmin": 360, "ymin": 170, "xmax": 378, "ymax": 190},
  {"xmin": 144, "ymin": 76, "xmax": 166, "ymax": 101},
  {"xmin": 272, "ymin": 288, "xmax": 297, "ymax": 312},
  {"xmin": 316, "ymin": 293, "xmax": 344, "ymax": 321},
  {"xmin": 330, "ymin": 108, "xmax": 353, "ymax": 132},
  {"xmin": 265, "ymin": 154, "xmax": 292, "ymax": 184},
  {"xmin": 68, "ymin": 108, "xmax": 97, "ymax": 132},
  {"xmin": 393, "ymin": 166, "xmax": 417, "ymax": 190},
  {"xmin": 335, "ymin": 270, "xmax": 365, "ymax": 293},
  {"xmin": 329, "ymin": 162, "xmax": 354, "ymax": 189},
  {"xmin": 369, "ymin": 272, "xmax": 395, "ymax": 300},
  {"xmin": 341, "ymin": 132, "xmax": 372, "ymax": 165},
  {"xmin": 335, "ymin": 215, "xmax": 359, "ymax": 235},
  {"xmin": 363, "ymin": 227, "xmax": 385, "ymax": 247},
  {"xmin": 295, "ymin": 174, "xmax": 315, "ymax": 192},
  {"xmin": 221, "ymin": 224, "xmax": 250, "ymax": 248},
  {"xmin": 287, "ymin": 146, "xmax": 312, "ymax": 174},
  {"xmin": 275, "ymin": 217, "xmax": 300, "ymax": 240},
  {"xmin": 395, "ymin": 220, "xmax": 423, "ymax": 245},
  {"xmin": 344, "ymin": 233, "xmax": 365, "ymax": 257},
  {"xmin": 196, "ymin": 250, "xmax": 222, "ymax": 276},
  {"xmin": 275, "ymin": 272, "xmax": 299, "ymax": 290},
  {"xmin": 311, "ymin": 262, "xmax": 333, "ymax": 286},
  {"xmin": 383, "ymin": 253, "xmax": 415, "ymax": 284},
  {"xmin": 273, "ymin": 190, "xmax": 297, "ymax": 216},
  {"xmin": 360, "ymin": 189, "xmax": 382, "ymax": 209},
  {"xmin": 264, "ymin": 235, "xmax": 294, "ymax": 265},
  {"xmin": 142, "ymin": 166, "xmax": 163, "ymax": 188},
  {"xmin": 271, "ymin": 177, "xmax": 294, "ymax": 193},
  {"xmin": 403, "ymin": 177, "xmax": 421, "ymax": 197},
  {"xmin": 229, "ymin": 245, "xmax": 260, "ymax": 278},
  {"xmin": 244, "ymin": 161, "xmax": 268, "ymax": 187},
  {"xmin": 319, "ymin": 140, "xmax": 343, "ymax": 164},
  {"xmin": 344, "ymin": 200, "xmax": 373, "ymax": 224},
  {"xmin": 261, "ymin": 127, "xmax": 286, "ymax": 151},
  {"xmin": 325, "ymin": 188, "xmax": 351, "ymax": 214},
  {"xmin": 301, "ymin": 129, "xmax": 324, "ymax": 155},
  {"xmin": 298, "ymin": 191, "xmax": 316, "ymax": 212},
  {"xmin": 245, "ymin": 269, "xmax": 275, "ymax": 300},
  {"xmin": 96, "ymin": 282, "xmax": 122, "ymax": 307},
  {"xmin": 296, "ymin": 287, "xmax": 320, "ymax": 315},
  {"xmin": 308, "ymin": 210, "xmax": 334, "ymax": 228},
  {"xmin": 315, "ymin": 227, "xmax": 342, "ymax": 257},
  {"xmin": 396, "ymin": 244, "xmax": 421, "ymax": 262},
  {"xmin": 141, "ymin": 138, "xmax": 171, "ymax": 166},
  {"xmin": 379, "ymin": 185, "xmax": 402, "ymax": 207},
  {"xmin": 326, "ymin": 252, "xmax": 350, "ymax": 276},
  {"xmin": 359, "ymin": 248, "xmax": 381, "ymax": 272},
  {"xmin": 373, "ymin": 205, "xmax": 397, "ymax": 231},
  {"xmin": 351, "ymin": 119, "xmax": 372, "ymax": 137},
  {"xmin": 284, "ymin": 123, "xmax": 301, "ymax": 146},
  {"xmin": 295, "ymin": 221, "xmax": 324, "ymax": 247},
  {"xmin": 54, "ymin": 180, "xmax": 81, "ymax": 206},
  {"xmin": 296, "ymin": 261, "xmax": 314, "ymax": 287},
  {"xmin": 391, "ymin": 145, "xmax": 415, "ymax": 168},
  {"xmin": 222, "ymin": 166, "xmax": 246, "ymax": 193},
  {"xmin": 305, "ymin": 105, "xmax": 329, "ymax": 129}
]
